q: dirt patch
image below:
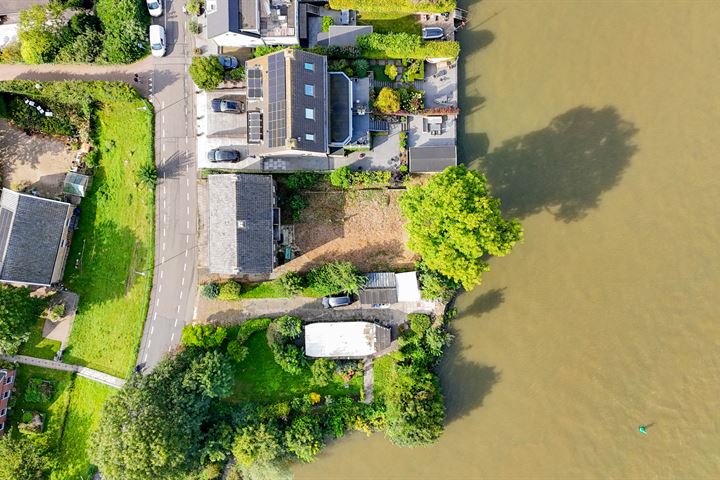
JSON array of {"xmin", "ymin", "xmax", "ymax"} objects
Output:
[
  {"xmin": 0, "ymin": 119, "xmax": 75, "ymax": 198},
  {"xmin": 276, "ymin": 188, "xmax": 417, "ymax": 274}
]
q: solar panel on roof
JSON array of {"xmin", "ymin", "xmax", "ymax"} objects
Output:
[
  {"xmin": 247, "ymin": 68, "xmax": 263, "ymax": 100},
  {"xmin": 266, "ymin": 53, "xmax": 287, "ymax": 148},
  {"xmin": 247, "ymin": 111, "xmax": 263, "ymax": 144}
]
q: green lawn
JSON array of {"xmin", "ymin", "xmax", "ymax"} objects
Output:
[
  {"xmin": 228, "ymin": 331, "xmax": 363, "ymax": 403},
  {"xmin": 358, "ymin": 12, "xmax": 421, "ymax": 34},
  {"xmin": 8, "ymin": 366, "xmax": 73, "ymax": 446},
  {"xmin": 370, "ymin": 64, "xmax": 393, "ymax": 82},
  {"xmin": 19, "ymin": 317, "xmax": 61, "ymax": 360},
  {"xmin": 51, "ymin": 377, "xmax": 116, "ymax": 480},
  {"xmin": 239, "ymin": 280, "xmax": 287, "ymax": 299},
  {"xmin": 63, "ymin": 100, "xmax": 154, "ymax": 379},
  {"xmin": 372, "ymin": 353, "xmax": 397, "ymax": 400}
]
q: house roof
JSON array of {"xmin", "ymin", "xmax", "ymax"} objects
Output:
[
  {"xmin": 409, "ymin": 145, "xmax": 457, "ymax": 172},
  {"xmin": 208, "ymin": 174, "xmax": 275, "ymax": 275},
  {"xmin": 359, "ymin": 287, "xmax": 398, "ymax": 305},
  {"xmin": 0, "ymin": 189, "xmax": 72, "ymax": 286},
  {"xmin": 305, "ymin": 322, "xmax": 391, "ymax": 358},
  {"xmin": 206, "ymin": 0, "xmax": 259, "ymax": 37},
  {"xmin": 318, "ymin": 25, "xmax": 373, "ymax": 47},
  {"xmin": 396, "ymin": 271, "xmax": 421, "ymax": 302},
  {"xmin": 329, "ymin": 72, "xmax": 351, "ymax": 145},
  {"xmin": 366, "ymin": 272, "xmax": 396, "ymax": 288}
]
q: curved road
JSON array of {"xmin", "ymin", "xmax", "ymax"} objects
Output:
[{"xmin": 0, "ymin": 1, "xmax": 198, "ymax": 372}]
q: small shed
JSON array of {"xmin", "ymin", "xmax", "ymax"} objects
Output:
[
  {"xmin": 395, "ymin": 271, "xmax": 421, "ymax": 302},
  {"xmin": 63, "ymin": 172, "xmax": 92, "ymax": 198},
  {"xmin": 360, "ymin": 272, "xmax": 398, "ymax": 305},
  {"xmin": 305, "ymin": 322, "xmax": 391, "ymax": 359}
]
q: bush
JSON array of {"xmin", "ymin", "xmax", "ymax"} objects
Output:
[
  {"xmin": 409, "ymin": 313, "xmax": 432, "ymax": 336},
  {"xmin": 384, "ymin": 64, "xmax": 398, "ymax": 80},
  {"xmin": 226, "ymin": 66, "xmax": 246, "ymax": 81},
  {"xmin": 48, "ymin": 304, "xmax": 65, "ymax": 321},
  {"xmin": 270, "ymin": 342, "xmax": 303, "ymax": 374},
  {"xmin": 181, "ymin": 324, "xmax": 228, "ymax": 348},
  {"xmin": 322, "ymin": 16, "xmax": 334, "ymax": 32},
  {"xmin": 226, "ymin": 341, "xmax": 249, "ymax": 363},
  {"xmin": 328, "ymin": 58, "xmax": 349, "ymax": 73},
  {"xmin": 187, "ymin": 0, "xmax": 204, "ymax": 15},
  {"xmin": 398, "ymin": 87, "xmax": 424, "ymax": 113},
  {"xmin": 189, "ymin": 56, "xmax": 225, "ymax": 90},
  {"xmin": 278, "ymin": 272, "xmax": 304, "ymax": 296},
  {"xmin": 310, "ymin": 358, "xmax": 336, "ymax": 387},
  {"xmin": 267, "ymin": 316, "xmax": 304, "ymax": 374},
  {"xmin": 399, "ymin": 131, "xmax": 408, "ymax": 150},
  {"xmin": 306, "ymin": 261, "xmax": 366, "ymax": 296},
  {"xmin": 289, "ymin": 194, "xmax": 309, "ymax": 220},
  {"xmin": 253, "ymin": 45, "xmax": 287, "ymax": 58},
  {"xmin": 329, "ymin": 166, "xmax": 352, "ymax": 189},
  {"xmin": 96, "ymin": 0, "xmax": 149, "ymax": 64},
  {"xmin": 0, "ymin": 42, "xmax": 22, "ymax": 64},
  {"xmin": 218, "ymin": 280, "xmax": 242, "ymax": 300},
  {"xmin": 137, "ymin": 162, "xmax": 157, "ymax": 187},
  {"xmin": 24, "ymin": 379, "xmax": 56, "ymax": 403},
  {"xmin": 416, "ymin": 260, "xmax": 459, "ymax": 302},
  {"xmin": 284, "ymin": 172, "xmax": 320, "ymax": 191},
  {"xmin": 402, "ymin": 59, "xmax": 424, "ymax": 82},
  {"xmin": 236, "ymin": 317, "xmax": 272, "ymax": 344},
  {"xmin": 275, "ymin": 315, "xmax": 302, "ymax": 338},
  {"xmin": 351, "ymin": 59, "xmax": 369, "ymax": 77},
  {"xmin": 189, "ymin": 20, "xmax": 201, "ymax": 35},
  {"xmin": 329, "ymin": 0, "xmax": 455, "ymax": 14},
  {"xmin": 201, "ymin": 283, "xmax": 220, "ymax": 299},
  {"xmin": 374, "ymin": 87, "xmax": 400, "ymax": 114},
  {"xmin": 357, "ymin": 33, "xmax": 460, "ymax": 60}
]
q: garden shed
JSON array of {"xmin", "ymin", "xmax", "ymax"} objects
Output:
[
  {"xmin": 63, "ymin": 172, "xmax": 92, "ymax": 198},
  {"xmin": 305, "ymin": 322, "xmax": 391, "ymax": 359}
]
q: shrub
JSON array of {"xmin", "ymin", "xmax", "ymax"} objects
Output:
[
  {"xmin": 275, "ymin": 315, "xmax": 302, "ymax": 338},
  {"xmin": 306, "ymin": 261, "xmax": 366, "ymax": 296},
  {"xmin": 329, "ymin": 166, "xmax": 352, "ymax": 189},
  {"xmin": 48, "ymin": 304, "xmax": 65, "ymax": 321},
  {"xmin": 351, "ymin": 59, "xmax": 369, "ymax": 77},
  {"xmin": 402, "ymin": 59, "xmax": 424, "ymax": 82},
  {"xmin": 329, "ymin": 0, "xmax": 455, "ymax": 14},
  {"xmin": 226, "ymin": 66, "xmax": 246, "ymax": 81},
  {"xmin": 218, "ymin": 281, "xmax": 242, "ymax": 300},
  {"xmin": 357, "ymin": 33, "xmax": 460, "ymax": 60},
  {"xmin": 270, "ymin": 343, "xmax": 303, "ymax": 374},
  {"xmin": 24, "ymin": 379, "xmax": 56, "ymax": 403},
  {"xmin": 189, "ymin": 56, "xmax": 225, "ymax": 90},
  {"xmin": 253, "ymin": 45, "xmax": 286, "ymax": 58},
  {"xmin": 96, "ymin": 0, "xmax": 149, "ymax": 64},
  {"xmin": 289, "ymin": 194, "xmax": 309, "ymax": 220},
  {"xmin": 374, "ymin": 87, "xmax": 400, "ymax": 114},
  {"xmin": 201, "ymin": 283, "xmax": 220, "ymax": 299},
  {"xmin": 409, "ymin": 313, "xmax": 432, "ymax": 336},
  {"xmin": 399, "ymin": 87, "xmax": 424, "ymax": 113},
  {"xmin": 310, "ymin": 358, "xmax": 337, "ymax": 387},
  {"xmin": 328, "ymin": 58, "xmax": 349, "ymax": 73},
  {"xmin": 267, "ymin": 316, "xmax": 303, "ymax": 374},
  {"xmin": 416, "ymin": 259, "xmax": 460, "ymax": 302},
  {"xmin": 0, "ymin": 42, "xmax": 22, "ymax": 64},
  {"xmin": 226, "ymin": 341, "xmax": 249, "ymax": 363},
  {"xmin": 399, "ymin": 131, "xmax": 408, "ymax": 150},
  {"xmin": 284, "ymin": 172, "xmax": 320, "ymax": 191},
  {"xmin": 187, "ymin": 0, "xmax": 204, "ymax": 15},
  {"xmin": 181, "ymin": 324, "xmax": 228, "ymax": 348},
  {"xmin": 189, "ymin": 20, "xmax": 201, "ymax": 35},
  {"xmin": 322, "ymin": 16, "xmax": 334, "ymax": 32},
  {"xmin": 278, "ymin": 272, "xmax": 304, "ymax": 296},
  {"xmin": 137, "ymin": 162, "xmax": 157, "ymax": 187},
  {"xmin": 236, "ymin": 317, "xmax": 272, "ymax": 343},
  {"xmin": 384, "ymin": 64, "xmax": 398, "ymax": 80}
]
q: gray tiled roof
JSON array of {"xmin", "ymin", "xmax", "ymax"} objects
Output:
[
  {"xmin": 409, "ymin": 145, "xmax": 457, "ymax": 172},
  {"xmin": 289, "ymin": 50, "xmax": 328, "ymax": 153},
  {"xmin": 208, "ymin": 174, "xmax": 275, "ymax": 275},
  {"xmin": 0, "ymin": 189, "xmax": 72, "ymax": 285},
  {"xmin": 329, "ymin": 73, "xmax": 351, "ymax": 145},
  {"xmin": 206, "ymin": 0, "xmax": 260, "ymax": 38}
]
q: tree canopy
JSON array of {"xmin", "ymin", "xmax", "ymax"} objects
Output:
[
  {"xmin": 306, "ymin": 261, "xmax": 367, "ymax": 296},
  {"xmin": 0, "ymin": 433, "xmax": 51, "ymax": 480},
  {"xmin": 399, "ymin": 165, "xmax": 523, "ymax": 289},
  {"xmin": 0, "ymin": 285, "xmax": 45, "ymax": 355},
  {"xmin": 189, "ymin": 56, "xmax": 225, "ymax": 90},
  {"xmin": 374, "ymin": 87, "xmax": 400, "ymax": 114}
]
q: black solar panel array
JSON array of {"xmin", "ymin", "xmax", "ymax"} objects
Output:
[
  {"xmin": 247, "ymin": 111, "xmax": 263, "ymax": 144},
  {"xmin": 267, "ymin": 53, "xmax": 287, "ymax": 148},
  {"xmin": 247, "ymin": 68, "xmax": 263, "ymax": 99}
]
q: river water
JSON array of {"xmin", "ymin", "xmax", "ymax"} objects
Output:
[{"xmin": 296, "ymin": 1, "xmax": 720, "ymax": 478}]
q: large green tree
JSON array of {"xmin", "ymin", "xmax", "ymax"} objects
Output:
[
  {"xmin": 0, "ymin": 285, "xmax": 44, "ymax": 355},
  {"xmin": 91, "ymin": 349, "xmax": 233, "ymax": 479},
  {"xmin": 384, "ymin": 366, "xmax": 445, "ymax": 447},
  {"xmin": 232, "ymin": 422, "xmax": 284, "ymax": 466},
  {"xmin": 284, "ymin": 415, "xmax": 324, "ymax": 462},
  {"xmin": 189, "ymin": 56, "xmax": 225, "ymax": 91},
  {"xmin": 96, "ymin": 0, "xmax": 149, "ymax": 63},
  {"xmin": 399, "ymin": 165, "xmax": 523, "ymax": 289},
  {"xmin": 306, "ymin": 261, "xmax": 366, "ymax": 296},
  {"xmin": 18, "ymin": 3, "xmax": 64, "ymax": 63},
  {"xmin": 0, "ymin": 433, "xmax": 51, "ymax": 480}
]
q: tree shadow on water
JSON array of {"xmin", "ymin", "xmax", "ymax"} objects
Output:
[{"xmin": 477, "ymin": 106, "xmax": 638, "ymax": 222}]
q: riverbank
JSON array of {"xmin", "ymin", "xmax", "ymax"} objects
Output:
[{"xmin": 295, "ymin": 1, "xmax": 720, "ymax": 478}]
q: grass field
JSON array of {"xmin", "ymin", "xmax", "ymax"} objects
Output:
[
  {"xmin": 8, "ymin": 366, "xmax": 73, "ymax": 446},
  {"xmin": 358, "ymin": 12, "xmax": 421, "ymax": 34},
  {"xmin": 64, "ymin": 100, "xmax": 154, "ymax": 379},
  {"xmin": 371, "ymin": 353, "xmax": 396, "ymax": 400},
  {"xmin": 19, "ymin": 317, "xmax": 61, "ymax": 360},
  {"xmin": 228, "ymin": 331, "xmax": 363, "ymax": 403},
  {"xmin": 51, "ymin": 377, "xmax": 116, "ymax": 480}
]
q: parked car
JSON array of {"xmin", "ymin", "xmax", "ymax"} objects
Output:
[
  {"xmin": 207, "ymin": 149, "xmax": 240, "ymax": 162},
  {"xmin": 217, "ymin": 55, "xmax": 239, "ymax": 69},
  {"xmin": 322, "ymin": 295, "xmax": 353, "ymax": 309},
  {"xmin": 211, "ymin": 99, "xmax": 243, "ymax": 113},
  {"xmin": 149, "ymin": 25, "xmax": 166, "ymax": 57},
  {"xmin": 422, "ymin": 27, "xmax": 445, "ymax": 40},
  {"xmin": 146, "ymin": 0, "xmax": 162, "ymax": 17}
]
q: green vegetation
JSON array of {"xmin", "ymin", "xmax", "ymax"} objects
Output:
[
  {"xmin": 0, "ymin": 433, "xmax": 52, "ymax": 480},
  {"xmin": 277, "ymin": 171, "xmax": 322, "ymax": 221},
  {"xmin": 384, "ymin": 63, "xmax": 398, "ymax": 80},
  {"xmin": 306, "ymin": 260, "xmax": 367, "ymax": 296},
  {"xmin": 0, "ymin": 94, "xmax": 78, "ymax": 137},
  {"xmin": 352, "ymin": 58, "xmax": 369, "ymax": 77},
  {"xmin": 330, "ymin": 0, "xmax": 456, "ymax": 14},
  {"xmin": 182, "ymin": 324, "xmax": 228, "ymax": 349},
  {"xmin": 402, "ymin": 59, "xmax": 425, "ymax": 82},
  {"xmin": 17, "ymin": 0, "xmax": 149, "ymax": 64},
  {"xmin": 374, "ymin": 86, "xmax": 401, "ymax": 114},
  {"xmin": 190, "ymin": 56, "xmax": 226, "ymax": 90},
  {"xmin": 218, "ymin": 280, "xmax": 242, "ymax": 300},
  {"xmin": 357, "ymin": 32, "xmax": 460, "ymax": 60},
  {"xmin": 228, "ymin": 330, "xmax": 362, "ymax": 403},
  {"xmin": 322, "ymin": 16, "xmax": 334, "ymax": 32},
  {"xmin": 416, "ymin": 259, "xmax": 460, "ymax": 301},
  {"xmin": 186, "ymin": 0, "xmax": 204, "ymax": 16},
  {"xmin": 266, "ymin": 316, "xmax": 303, "ymax": 374},
  {"xmin": 0, "ymin": 284, "xmax": 45, "ymax": 355},
  {"xmin": 400, "ymin": 165, "xmax": 524, "ymax": 289},
  {"xmin": 329, "ymin": 166, "xmax": 392, "ymax": 189},
  {"xmin": 399, "ymin": 86, "xmax": 425, "ymax": 113},
  {"xmin": 19, "ymin": 318, "xmax": 61, "ymax": 360},
  {"xmin": 358, "ymin": 12, "xmax": 421, "ymax": 34},
  {"xmin": 370, "ymin": 64, "xmax": 392, "ymax": 81}
]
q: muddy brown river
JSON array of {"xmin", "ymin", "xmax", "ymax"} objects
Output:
[{"xmin": 296, "ymin": 1, "xmax": 720, "ymax": 478}]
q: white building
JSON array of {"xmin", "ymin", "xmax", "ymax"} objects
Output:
[
  {"xmin": 305, "ymin": 322, "xmax": 391, "ymax": 359},
  {"xmin": 206, "ymin": 0, "xmax": 299, "ymax": 48}
]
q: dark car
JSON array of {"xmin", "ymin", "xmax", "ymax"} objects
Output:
[
  {"xmin": 207, "ymin": 149, "xmax": 240, "ymax": 162},
  {"xmin": 217, "ymin": 55, "xmax": 239, "ymax": 69},
  {"xmin": 211, "ymin": 99, "xmax": 243, "ymax": 113},
  {"xmin": 322, "ymin": 294, "xmax": 353, "ymax": 309}
]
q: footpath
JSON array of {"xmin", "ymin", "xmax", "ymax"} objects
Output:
[{"xmin": 1, "ymin": 355, "xmax": 126, "ymax": 389}]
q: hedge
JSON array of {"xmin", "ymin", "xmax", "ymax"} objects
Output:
[
  {"xmin": 329, "ymin": 0, "xmax": 456, "ymax": 14},
  {"xmin": 0, "ymin": 80, "xmax": 140, "ymax": 108},
  {"xmin": 357, "ymin": 33, "xmax": 460, "ymax": 60}
]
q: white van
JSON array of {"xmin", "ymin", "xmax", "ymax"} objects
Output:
[{"xmin": 149, "ymin": 25, "xmax": 166, "ymax": 58}]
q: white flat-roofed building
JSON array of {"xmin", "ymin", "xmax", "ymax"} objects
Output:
[{"xmin": 305, "ymin": 321, "xmax": 391, "ymax": 359}]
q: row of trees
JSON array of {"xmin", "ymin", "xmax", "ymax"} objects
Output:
[{"xmin": 16, "ymin": 0, "xmax": 148, "ymax": 64}]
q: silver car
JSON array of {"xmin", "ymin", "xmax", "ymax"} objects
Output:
[{"xmin": 322, "ymin": 295, "xmax": 353, "ymax": 309}]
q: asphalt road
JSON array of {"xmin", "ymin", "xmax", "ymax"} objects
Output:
[{"xmin": 136, "ymin": 0, "xmax": 198, "ymax": 370}]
